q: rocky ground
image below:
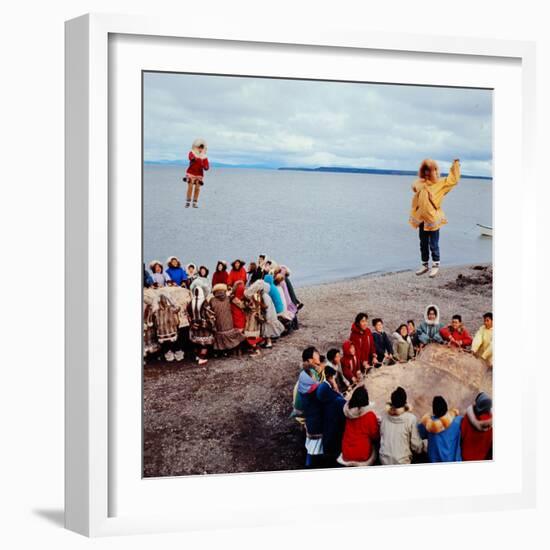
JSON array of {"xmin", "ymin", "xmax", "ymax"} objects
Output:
[{"xmin": 143, "ymin": 264, "xmax": 492, "ymax": 477}]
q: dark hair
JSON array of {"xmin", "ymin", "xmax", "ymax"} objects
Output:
[
  {"xmin": 326, "ymin": 348, "xmax": 340, "ymax": 363},
  {"xmin": 432, "ymin": 395, "xmax": 448, "ymax": 418},
  {"xmin": 407, "ymin": 319, "xmax": 416, "ymax": 327},
  {"xmin": 427, "ymin": 306, "xmax": 437, "ymax": 316},
  {"xmin": 452, "ymin": 314, "xmax": 462, "ymax": 322},
  {"xmin": 216, "ymin": 261, "xmax": 227, "ymax": 272},
  {"xmin": 354, "ymin": 312, "xmax": 368, "ymax": 326},
  {"xmin": 199, "ymin": 265, "xmax": 209, "ymax": 277},
  {"xmin": 324, "ymin": 366, "xmax": 336, "ymax": 379},
  {"xmin": 483, "ymin": 312, "xmax": 493, "ymax": 320},
  {"xmin": 372, "ymin": 318, "xmax": 383, "ymax": 327},
  {"xmin": 302, "ymin": 346, "xmax": 318, "ymax": 363},
  {"xmin": 319, "ymin": 354, "xmax": 326, "ymax": 364},
  {"xmin": 231, "ymin": 259, "xmax": 243, "ymax": 270},
  {"xmin": 349, "ymin": 385, "xmax": 370, "ymax": 409}
]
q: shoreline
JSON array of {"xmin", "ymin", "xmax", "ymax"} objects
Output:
[{"xmin": 144, "ymin": 263, "xmax": 493, "ymax": 477}]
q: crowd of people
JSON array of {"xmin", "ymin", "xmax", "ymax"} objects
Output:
[
  {"xmin": 293, "ymin": 324, "xmax": 493, "ymax": 468},
  {"xmin": 143, "ymin": 254, "xmax": 304, "ymax": 365}
]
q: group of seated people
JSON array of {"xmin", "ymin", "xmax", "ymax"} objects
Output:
[
  {"xmin": 323, "ymin": 308, "xmax": 493, "ymax": 389},
  {"xmin": 143, "ymin": 254, "xmax": 303, "ymax": 365},
  {"xmin": 293, "ymin": 345, "xmax": 493, "ymax": 469}
]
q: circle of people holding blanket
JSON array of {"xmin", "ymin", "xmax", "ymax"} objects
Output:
[
  {"xmin": 143, "ymin": 254, "xmax": 304, "ymax": 366},
  {"xmin": 293, "ymin": 307, "xmax": 493, "ymax": 469}
]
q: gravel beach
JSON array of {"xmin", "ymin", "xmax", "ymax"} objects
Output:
[{"xmin": 143, "ymin": 264, "xmax": 493, "ymax": 477}]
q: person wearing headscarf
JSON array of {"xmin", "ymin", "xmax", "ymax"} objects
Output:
[
  {"xmin": 460, "ymin": 392, "xmax": 493, "ymax": 461},
  {"xmin": 165, "ymin": 256, "xmax": 188, "ymax": 287},
  {"xmin": 227, "ymin": 259, "xmax": 248, "ymax": 288},
  {"xmin": 379, "ymin": 387, "xmax": 424, "ymax": 465},
  {"xmin": 184, "ymin": 138, "xmax": 209, "ymax": 208},
  {"xmin": 417, "ymin": 304, "xmax": 444, "ymax": 346},
  {"xmin": 190, "ymin": 265, "xmax": 212, "ymax": 297},
  {"xmin": 187, "ymin": 286, "xmax": 215, "ymax": 365},
  {"xmin": 337, "ymin": 385, "xmax": 380, "ymax": 467},
  {"xmin": 149, "ymin": 260, "xmax": 171, "ymax": 287},
  {"xmin": 208, "ymin": 283, "xmax": 246, "ymax": 353},
  {"xmin": 418, "ymin": 396, "xmax": 463, "ymax": 463},
  {"xmin": 212, "ymin": 260, "xmax": 229, "ymax": 287}
]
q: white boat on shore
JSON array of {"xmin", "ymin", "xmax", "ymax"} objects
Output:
[{"xmin": 477, "ymin": 223, "xmax": 493, "ymax": 237}]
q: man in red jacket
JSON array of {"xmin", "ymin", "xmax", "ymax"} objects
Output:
[
  {"xmin": 349, "ymin": 312, "xmax": 375, "ymax": 374},
  {"xmin": 461, "ymin": 392, "xmax": 493, "ymax": 461},
  {"xmin": 440, "ymin": 314, "xmax": 473, "ymax": 349}
]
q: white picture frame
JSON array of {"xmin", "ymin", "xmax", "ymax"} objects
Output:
[{"xmin": 65, "ymin": 13, "xmax": 537, "ymax": 537}]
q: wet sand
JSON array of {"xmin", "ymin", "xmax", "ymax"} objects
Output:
[{"xmin": 143, "ymin": 264, "xmax": 492, "ymax": 477}]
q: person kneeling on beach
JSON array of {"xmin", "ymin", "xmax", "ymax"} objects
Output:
[
  {"xmin": 440, "ymin": 314, "xmax": 473, "ymax": 349},
  {"xmin": 379, "ymin": 387, "xmax": 424, "ymax": 465},
  {"xmin": 392, "ymin": 324, "xmax": 415, "ymax": 363},
  {"xmin": 409, "ymin": 158, "xmax": 461, "ymax": 277},
  {"xmin": 417, "ymin": 305, "xmax": 444, "ymax": 348},
  {"xmin": 418, "ymin": 396, "xmax": 463, "ymax": 463},
  {"xmin": 337, "ymin": 385, "xmax": 380, "ymax": 467},
  {"xmin": 472, "ymin": 312, "xmax": 493, "ymax": 367},
  {"xmin": 372, "ymin": 318, "xmax": 396, "ymax": 367}
]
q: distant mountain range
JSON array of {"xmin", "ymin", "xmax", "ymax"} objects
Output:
[
  {"xmin": 144, "ymin": 160, "xmax": 492, "ymax": 180},
  {"xmin": 278, "ymin": 166, "xmax": 492, "ymax": 180}
]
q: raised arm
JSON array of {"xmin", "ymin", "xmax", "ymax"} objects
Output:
[{"xmin": 442, "ymin": 159, "xmax": 461, "ymax": 191}]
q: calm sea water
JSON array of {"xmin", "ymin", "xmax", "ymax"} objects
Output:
[{"xmin": 143, "ymin": 166, "xmax": 492, "ymax": 287}]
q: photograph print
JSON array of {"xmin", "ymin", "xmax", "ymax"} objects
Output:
[{"xmin": 142, "ymin": 72, "xmax": 493, "ymax": 477}]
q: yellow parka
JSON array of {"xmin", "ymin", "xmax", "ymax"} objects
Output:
[{"xmin": 409, "ymin": 160, "xmax": 461, "ymax": 231}]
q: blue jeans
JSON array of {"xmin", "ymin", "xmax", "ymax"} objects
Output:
[{"xmin": 419, "ymin": 223, "xmax": 440, "ymax": 263}]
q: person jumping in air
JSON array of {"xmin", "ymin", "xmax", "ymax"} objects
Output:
[
  {"xmin": 184, "ymin": 138, "xmax": 210, "ymax": 208},
  {"xmin": 409, "ymin": 158, "xmax": 461, "ymax": 277}
]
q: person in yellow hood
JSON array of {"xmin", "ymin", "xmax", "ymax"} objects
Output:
[{"xmin": 409, "ymin": 158, "xmax": 461, "ymax": 277}]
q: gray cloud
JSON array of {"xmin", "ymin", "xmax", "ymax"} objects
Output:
[{"xmin": 144, "ymin": 72, "xmax": 492, "ymax": 176}]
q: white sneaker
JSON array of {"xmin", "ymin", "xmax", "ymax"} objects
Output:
[
  {"xmin": 165, "ymin": 350, "xmax": 175, "ymax": 362},
  {"xmin": 198, "ymin": 358, "xmax": 208, "ymax": 366},
  {"xmin": 429, "ymin": 263, "xmax": 440, "ymax": 278},
  {"xmin": 416, "ymin": 264, "xmax": 429, "ymax": 276},
  {"xmin": 174, "ymin": 350, "xmax": 184, "ymax": 361}
]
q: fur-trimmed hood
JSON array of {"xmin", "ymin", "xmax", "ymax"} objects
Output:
[
  {"xmin": 466, "ymin": 405, "xmax": 493, "ymax": 432},
  {"xmin": 191, "ymin": 138, "xmax": 208, "ymax": 158},
  {"xmin": 423, "ymin": 304, "xmax": 441, "ymax": 325},
  {"xmin": 280, "ymin": 265, "xmax": 292, "ymax": 277},
  {"xmin": 215, "ymin": 260, "xmax": 228, "ymax": 272},
  {"xmin": 245, "ymin": 279, "xmax": 267, "ymax": 298},
  {"xmin": 212, "ymin": 283, "xmax": 228, "ymax": 296},
  {"xmin": 385, "ymin": 403, "xmax": 412, "ymax": 417},
  {"xmin": 148, "ymin": 260, "xmax": 163, "ymax": 272},
  {"xmin": 166, "ymin": 256, "xmax": 181, "ymax": 267},
  {"xmin": 421, "ymin": 408, "xmax": 460, "ymax": 434},
  {"xmin": 343, "ymin": 401, "xmax": 377, "ymax": 420}
]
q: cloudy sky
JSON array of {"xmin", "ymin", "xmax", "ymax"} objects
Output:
[{"xmin": 144, "ymin": 72, "xmax": 493, "ymax": 176}]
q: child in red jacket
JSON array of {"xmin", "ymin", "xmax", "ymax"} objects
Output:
[
  {"xmin": 440, "ymin": 314, "xmax": 473, "ymax": 349},
  {"xmin": 184, "ymin": 138, "xmax": 210, "ymax": 208}
]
